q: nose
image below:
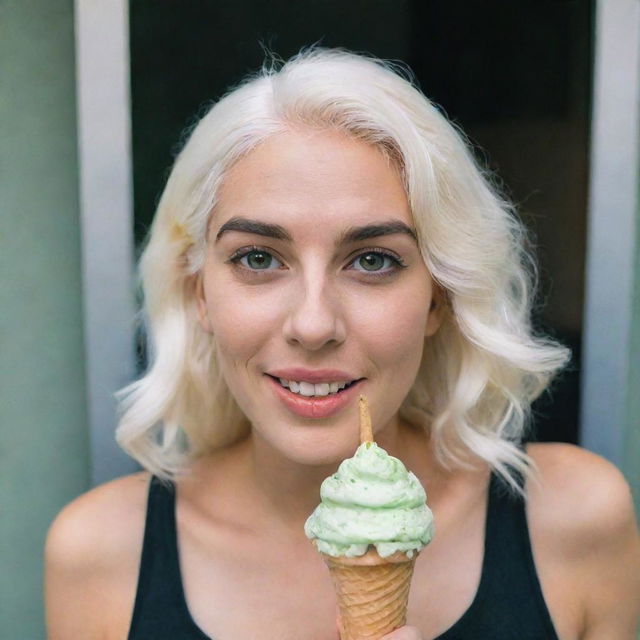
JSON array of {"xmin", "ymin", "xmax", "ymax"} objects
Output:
[{"xmin": 282, "ymin": 273, "xmax": 347, "ymax": 351}]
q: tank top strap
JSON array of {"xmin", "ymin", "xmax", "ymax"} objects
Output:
[
  {"xmin": 128, "ymin": 477, "xmax": 210, "ymax": 639},
  {"xmin": 436, "ymin": 472, "xmax": 559, "ymax": 639},
  {"xmin": 482, "ymin": 472, "xmax": 559, "ymax": 636},
  {"xmin": 129, "ymin": 472, "xmax": 558, "ymax": 639}
]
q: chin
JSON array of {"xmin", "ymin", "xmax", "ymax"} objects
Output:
[{"xmin": 272, "ymin": 427, "xmax": 360, "ymax": 467}]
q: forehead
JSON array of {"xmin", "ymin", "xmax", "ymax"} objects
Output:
[{"xmin": 212, "ymin": 129, "xmax": 412, "ymax": 233}]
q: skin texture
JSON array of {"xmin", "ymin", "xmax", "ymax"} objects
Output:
[
  {"xmin": 197, "ymin": 129, "xmax": 442, "ymax": 470},
  {"xmin": 45, "ymin": 131, "xmax": 640, "ymax": 639}
]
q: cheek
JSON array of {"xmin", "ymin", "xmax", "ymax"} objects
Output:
[
  {"xmin": 204, "ymin": 279, "xmax": 284, "ymax": 363},
  {"xmin": 354, "ymin": 284, "xmax": 430, "ymax": 372},
  {"xmin": 368, "ymin": 310, "xmax": 427, "ymax": 360},
  {"xmin": 204, "ymin": 269, "xmax": 431, "ymax": 379}
]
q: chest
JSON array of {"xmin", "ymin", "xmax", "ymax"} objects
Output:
[
  {"xmin": 131, "ymin": 477, "xmax": 584, "ymax": 640},
  {"xmin": 178, "ymin": 504, "xmax": 487, "ymax": 640},
  {"xmin": 181, "ymin": 535, "xmax": 339, "ymax": 639}
]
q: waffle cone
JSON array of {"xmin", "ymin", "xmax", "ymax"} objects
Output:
[{"xmin": 321, "ymin": 545, "xmax": 418, "ymax": 640}]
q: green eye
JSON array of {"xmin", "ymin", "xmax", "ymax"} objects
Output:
[
  {"xmin": 349, "ymin": 250, "xmax": 406, "ymax": 277},
  {"xmin": 354, "ymin": 252, "xmax": 398, "ymax": 272},
  {"xmin": 244, "ymin": 250, "xmax": 272, "ymax": 269},
  {"xmin": 236, "ymin": 249, "xmax": 283, "ymax": 270},
  {"xmin": 357, "ymin": 253, "xmax": 386, "ymax": 271}
]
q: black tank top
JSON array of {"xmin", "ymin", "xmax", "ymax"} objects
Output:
[{"xmin": 128, "ymin": 474, "xmax": 559, "ymax": 639}]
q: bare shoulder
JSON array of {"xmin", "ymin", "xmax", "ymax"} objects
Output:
[
  {"xmin": 526, "ymin": 442, "xmax": 636, "ymax": 541},
  {"xmin": 45, "ymin": 472, "xmax": 150, "ymax": 640},
  {"xmin": 46, "ymin": 471, "xmax": 150, "ymax": 569},
  {"xmin": 526, "ymin": 443, "xmax": 640, "ymax": 638}
]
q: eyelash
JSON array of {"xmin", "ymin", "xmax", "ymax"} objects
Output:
[{"xmin": 226, "ymin": 245, "xmax": 408, "ymax": 279}]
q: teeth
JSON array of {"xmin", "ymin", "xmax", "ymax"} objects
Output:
[
  {"xmin": 276, "ymin": 378, "xmax": 355, "ymax": 397},
  {"xmin": 299, "ymin": 382, "xmax": 315, "ymax": 397},
  {"xmin": 315, "ymin": 383, "xmax": 330, "ymax": 396}
]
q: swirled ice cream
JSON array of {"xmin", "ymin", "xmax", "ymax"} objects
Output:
[{"xmin": 304, "ymin": 441, "xmax": 434, "ymax": 559}]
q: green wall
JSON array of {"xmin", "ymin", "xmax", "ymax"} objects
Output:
[
  {"xmin": 626, "ymin": 168, "xmax": 640, "ymax": 519},
  {"xmin": 0, "ymin": 1, "xmax": 90, "ymax": 637}
]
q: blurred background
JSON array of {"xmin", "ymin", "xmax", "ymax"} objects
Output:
[{"xmin": 2, "ymin": 0, "xmax": 638, "ymax": 637}]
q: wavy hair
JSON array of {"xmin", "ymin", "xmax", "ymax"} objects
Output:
[{"xmin": 116, "ymin": 48, "xmax": 570, "ymax": 489}]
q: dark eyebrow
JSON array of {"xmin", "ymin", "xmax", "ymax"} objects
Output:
[
  {"xmin": 215, "ymin": 217, "xmax": 292, "ymax": 242},
  {"xmin": 339, "ymin": 221, "xmax": 417, "ymax": 245},
  {"xmin": 214, "ymin": 216, "xmax": 417, "ymax": 245}
]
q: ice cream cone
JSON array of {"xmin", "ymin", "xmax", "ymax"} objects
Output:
[
  {"xmin": 306, "ymin": 395, "xmax": 431, "ymax": 639},
  {"xmin": 321, "ymin": 544, "xmax": 418, "ymax": 640}
]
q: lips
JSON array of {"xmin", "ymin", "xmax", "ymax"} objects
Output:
[{"xmin": 265, "ymin": 373, "xmax": 365, "ymax": 419}]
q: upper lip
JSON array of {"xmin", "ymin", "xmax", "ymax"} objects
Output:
[{"xmin": 267, "ymin": 368, "xmax": 363, "ymax": 384}]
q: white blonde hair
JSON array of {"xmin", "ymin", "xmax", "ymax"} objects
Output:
[{"xmin": 116, "ymin": 48, "xmax": 570, "ymax": 489}]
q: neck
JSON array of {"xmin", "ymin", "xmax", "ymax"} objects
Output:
[
  {"xmin": 238, "ymin": 414, "xmax": 432, "ymax": 536},
  {"xmin": 244, "ymin": 432, "xmax": 340, "ymax": 535}
]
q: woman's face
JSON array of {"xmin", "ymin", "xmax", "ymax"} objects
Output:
[{"xmin": 197, "ymin": 129, "xmax": 442, "ymax": 464}]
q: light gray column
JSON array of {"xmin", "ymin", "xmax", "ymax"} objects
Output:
[
  {"xmin": 581, "ymin": 0, "xmax": 640, "ymax": 504},
  {"xmin": 75, "ymin": 0, "xmax": 138, "ymax": 484},
  {"xmin": 0, "ymin": 1, "xmax": 89, "ymax": 636}
]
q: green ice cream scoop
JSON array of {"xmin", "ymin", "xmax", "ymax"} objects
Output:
[{"xmin": 304, "ymin": 441, "xmax": 434, "ymax": 558}]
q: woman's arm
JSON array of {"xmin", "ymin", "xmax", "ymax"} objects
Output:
[
  {"xmin": 528, "ymin": 444, "xmax": 640, "ymax": 639},
  {"xmin": 45, "ymin": 502, "xmax": 106, "ymax": 639},
  {"xmin": 44, "ymin": 473, "xmax": 148, "ymax": 640},
  {"xmin": 576, "ymin": 462, "xmax": 640, "ymax": 638}
]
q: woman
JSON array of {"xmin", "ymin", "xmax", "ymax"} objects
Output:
[{"xmin": 45, "ymin": 48, "xmax": 639, "ymax": 639}]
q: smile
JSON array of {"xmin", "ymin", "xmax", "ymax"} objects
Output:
[
  {"xmin": 265, "ymin": 374, "xmax": 365, "ymax": 419},
  {"xmin": 275, "ymin": 378, "xmax": 359, "ymax": 397}
]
